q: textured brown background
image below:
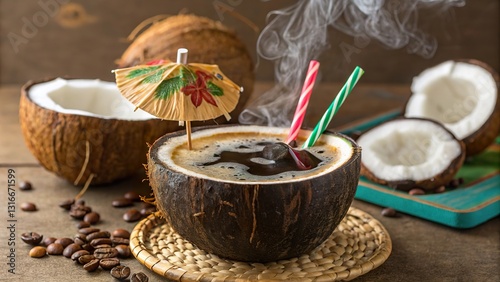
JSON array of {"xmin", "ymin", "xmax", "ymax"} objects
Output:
[{"xmin": 0, "ymin": 0, "xmax": 498, "ymax": 86}]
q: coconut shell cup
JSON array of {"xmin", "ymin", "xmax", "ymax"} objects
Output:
[{"xmin": 147, "ymin": 125, "xmax": 361, "ymax": 262}]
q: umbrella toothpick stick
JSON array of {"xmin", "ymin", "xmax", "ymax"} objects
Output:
[{"xmin": 177, "ymin": 48, "xmax": 192, "ymax": 150}]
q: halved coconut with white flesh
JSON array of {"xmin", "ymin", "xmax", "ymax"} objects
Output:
[
  {"xmin": 19, "ymin": 77, "xmax": 179, "ymax": 185},
  {"xmin": 357, "ymin": 118, "xmax": 466, "ymax": 191},
  {"xmin": 404, "ymin": 60, "xmax": 500, "ymax": 156}
]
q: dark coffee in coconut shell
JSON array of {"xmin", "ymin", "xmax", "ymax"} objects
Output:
[{"xmin": 148, "ymin": 125, "xmax": 361, "ymax": 262}]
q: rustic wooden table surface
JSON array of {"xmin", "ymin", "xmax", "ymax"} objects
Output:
[{"xmin": 0, "ymin": 83, "xmax": 498, "ymax": 282}]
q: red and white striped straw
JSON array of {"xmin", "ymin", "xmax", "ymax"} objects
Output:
[{"xmin": 285, "ymin": 60, "xmax": 320, "ymax": 144}]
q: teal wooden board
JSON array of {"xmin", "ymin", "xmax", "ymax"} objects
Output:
[{"xmin": 341, "ymin": 111, "xmax": 500, "ymax": 228}]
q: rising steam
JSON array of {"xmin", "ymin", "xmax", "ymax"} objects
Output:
[{"xmin": 239, "ymin": 0, "xmax": 465, "ymax": 126}]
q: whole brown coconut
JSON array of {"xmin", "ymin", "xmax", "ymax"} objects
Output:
[
  {"xmin": 117, "ymin": 14, "xmax": 255, "ymax": 121},
  {"xmin": 148, "ymin": 125, "xmax": 361, "ymax": 262},
  {"xmin": 19, "ymin": 78, "xmax": 179, "ymax": 185}
]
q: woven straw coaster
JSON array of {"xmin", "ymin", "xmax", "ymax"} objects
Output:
[{"xmin": 130, "ymin": 207, "xmax": 392, "ymax": 282}]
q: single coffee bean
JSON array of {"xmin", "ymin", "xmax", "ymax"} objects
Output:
[
  {"xmin": 29, "ymin": 246, "xmax": 46, "ymax": 258},
  {"xmin": 21, "ymin": 232, "xmax": 43, "ymax": 246},
  {"xmin": 78, "ymin": 227, "xmax": 100, "ymax": 235},
  {"xmin": 131, "ymin": 272, "xmax": 149, "ymax": 282},
  {"xmin": 93, "ymin": 244, "xmax": 112, "ymax": 249},
  {"xmin": 112, "ymin": 237, "xmax": 129, "ymax": 246},
  {"xmin": 94, "ymin": 247, "xmax": 119, "ymax": 259},
  {"xmin": 77, "ymin": 254, "xmax": 95, "ymax": 265},
  {"xmin": 63, "ymin": 243, "xmax": 82, "ymax": 258},
  {"xmin": 140, "ymin": 206, "xmax": 156, "ymax": 217},
  {"xmin": 55, "ymin": 238, "xmax": 74, "ymax": 248},
  {"xmin": 99, "ymin": 257, "xmax": 121, "ymax": 270},
  {"xmin": 83, "ymin": 259, "xmax": 100, "ymax": 272},
  {"xmin": 21, "ymin": 202, "xmax": 37, "ymax": 212},
  {"xmin": 381, "ymin": 208, "xmax": 397, "ymax": 217},
  {"xmin": 75, "ymin": 199, "xmax": 85, "ymax": 206},
  {"xmin": 112, "ymin": 198, "xmax": 134, "ymax": 208},
  {"xmin": 76, "ymin": 221, "xmax": 91, "ymax": 229},
  {"xmin": 42, "ymin": 237, "xmax": 57, "ymax": 247},
  {"xmin": 74, "ymin": 238, "xmax": 86, "ymax": 245},
  {"xmin": 458, "ymin": 177, "xmax": 464, "ymax": 185},
  {"xmin": 59, "ymin": 199, "xmax": 75, "ymax": 210},
  {"xmin": 123, "ymin": 209, "xmax": 142, "ymax": 222},
  {"xmin": 90, "ymin": 238, "xmax": 112, "ymax": 247},
  {"xmin": 409, "ymin": 188, "xmax": 425, "ymax": 196},
  {"xmin": 86, "ymin": 231, "xmax": 111, "ymax": 242},
  {"xmin": 110, "ymin": 265, "xmax": 131, "ymax": 280},
  {"xmin": 83, "ymin": 212, "xmax": 100, "ymax": 225},
  {"xmin": 112, "ymin": 228, "xmax": 130, "ymax": 239},
  {"xmin": 115, "ymin": 245, "xmax": 131, "ymax": 258},
  {"xmin": 81, "ymin": 244, "xmax": 95, "ymax": 253},
  {"xmin": 74, "ymin": 233, "xmax": 87, "ymax": 242},
  {"xmin": 123, "ymin": 191, "xmax": 141, "ymax": 202},
  {"xmin": 19, "ymin": 181, "xmax": 33, "ymax": 191},
  {"xmin": 71, "ymin": 249, "xmax": 90, "ymax": 261},
  {"xmin": 46, "ymin": 243, "xmax": 64, "ymax": 255}
]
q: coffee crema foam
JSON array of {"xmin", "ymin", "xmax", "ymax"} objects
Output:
[{"xmin": 157, "ymin": 126, "xmax": 354, "ymax": 184}]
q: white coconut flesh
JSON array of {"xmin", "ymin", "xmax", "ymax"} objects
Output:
[
  {"xmin": 357, "ymin": 119, "xmax": 462, "ymax": 182},
  {"xmin": 405, "ymin": 60, "xmax": 497, "ymax": 140},
  {"xmin": 29, "ymin": 77, "xmax": 157, "ymax": 120}
]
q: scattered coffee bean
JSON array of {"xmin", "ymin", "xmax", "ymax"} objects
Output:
[
  {"xmin": 448, "ymin": 178, "xmax": 460, "ymax": 188},
  {"xmin": 75, "ymin": 199, "xmax": 85, "ymax": 206},
  {"xmin": 90, "ymin": 238, "xmax": 112, "ymax": 247},
  {"xmin": 86, "ymin": 231, "xmax": 111, "ymax": 242},
  {"xmin": 69, "ymin": 205, "xmax": 91, "ymax": 219},
  {"xmin": 78, "ymin": 227, "xmax": 100, "ymax": 235},
  {"xmin": 94, "ymin": 247, "xmax": 118, "ymax": 259},
  {"xmin": 29, "ymin": 246, "xmax": 46, "ymax": 258},
  {"xmin": 46, "ymin": 243, "xmax": 64, "ymax": 255},
  {"xmin": 93, "ymin": 244, "xmax": 112, "ymax": 249},
  {"xmin": 99, "ymin": 257, "xmax": 120, "ymax": 270},
  {"xmin": 123, "ymin": 209, "xmax": 142, "ymax": 222},
  {"xmin": 74, "ymin": 238, "xmax": 86, "ymax": 245},
  {"xmin": 77, "ymin": 254, "xmax": 95, "ymax": 265},
  {"xmin": 71, "ymin": 250, "xmax": 90, "ymax": 261},
  {"xmin": 111, "ymin": 265, "xmax": 131, "ymax": 280},
  {"xmin": 458, "ymin": 177, "xmax": 464, "ymax": 185},
  {"xmin": 140, "ymin": 206, "xmax": 156, "ymax": 217},
  {"xmin": 83, "ymin": 212, "xmax": 100, "ymax": 225},
  {"xmin": 83, "ymin": 258, "xmax": 100, "ymax": 272},
  {"xmin": 115, "ymin": 245, "xmax": 131, "ymax": 258},
  {"xmin": 409, "ymin": 188, "xmax": 425, "ymax": 196},
  {"xmin": 21, "ymin": 232, "xmax": 43, "ymax": 246},
  {"xmin": 59, "ymin": 199, "xmax": 75, "ymax": 210},
  {"xmin": 63, "ymin": 243, "xmax": 82, "ymax": 258},
  {"xmin": 42, "ymin": 237, "xmax": 57, "ymax": 247},
  {"xmin": 74, "ymin": 233, "xmax": 87, "ymax": 242},
  {"xmin": 19, "ymin": 181, "xmax": 32, "ymax": 191},
  {"xmin": 434, "ymin": 185, "xmax": 446, "ymax": 193},
  {"xmin": 55, "ymin": 238, "xmax": 74, "ymax": 248},
  {"xmin": 381, "ymin": 208, "xmax": 397, "ymax": 217},
  {"xmin": 112, "ymin": 198, "xmax": 134, "ymax": 208},
  {"xmin": 112, "ymin": 228, "xmax": 130, "ymax": 239},
  {"xmin": 131, "ymin": 272, "xmax": 149, "ymax": 282},
  {"xmin": 112, "ymin": 237, "xmax": 129, "ymax": 247},
  {"xmin": 81, "ymin": 244, "xmax": 95, "ymax": 253},
  {"xmin": 76, "ymin": 221, "xmax": 91, "ymax": 229},
  {"xmin": 124, "ymin": 191, "xmax": 141, "ymax": 202},
  {"xmin": 21, "ymin": 202, "xmax": 37, "ymax": 212}
]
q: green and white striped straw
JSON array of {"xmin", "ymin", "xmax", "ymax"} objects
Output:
[{"xmin": 302, "ymin": 66, "xmax": 364, "ymax": 149}]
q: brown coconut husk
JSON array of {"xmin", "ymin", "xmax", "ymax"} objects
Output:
[
  {"xmin": 19, "ymin": 78, "xmax": 184, "ymax": 185},
  {"xmin": 116, "ymin": 14, "xmax": 255, "ymax": 122}
]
